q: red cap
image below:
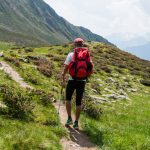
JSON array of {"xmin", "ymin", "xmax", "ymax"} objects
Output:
[{"xmin": 74, "ymin": 38, "xmax": 84, "ymax": 43}]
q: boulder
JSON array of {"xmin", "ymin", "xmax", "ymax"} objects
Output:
[
  {"xmin": 111, "ymin": 74, "xmax": 119, "ymax": 78},
  {"xmin": 91, "ymin": 89, "xmax": 98, "ymax": 93},
  {"xmin": 119, "ymin": 89, "xmax": 128, "ymax": 96},
  {"xmin": 19, "ymin": 57, "xmax": 30, "ymax": 63},
  {"xmin": 96, "ymin": 78, "xmax": 103, "ymax": 82},
  {"xmin": 0, "ymin": 102, "xmax": 7, "ymax": 108},
  {"xmin": 0, "ymin": 52, "xmax": 4, "ymax": 57},
  {"xmin": 116, "ymin": 95, "xmax": 130, "ymax": 100},
  {"xmin": 103, "ymin": 94, "xmax": 129, "ymax": 100},
  {"xmin": 140, "ymin": 79, "xmax": 150, "ymax": 86},
  {"xmin": 89, "ymin": 95, "xmax": 108, "ymax": 103},
  {"xmin": 131, "ymin": 89, "xmax": 137, "ymax": 92},
  {"xmin": 104, "ymin": 88, "xmax": 115, "ymax": 93},
  {"xmin": 103, "ymin": 94, "xmax": 118, "ymax": 100},
  {"xmin": 106, "ymin": 77, "xmax": 116, "ymax": 83},
  {"xmin": 0, "ymin": 63, "xmax": 3, "ymax": 70},
  {"xmin": 53, "ymin": 87, "xmax": 59, "ymax": 92},
  {"xmin": 122, "ymin": 76, "xmax": 130, "ymax": 82}
]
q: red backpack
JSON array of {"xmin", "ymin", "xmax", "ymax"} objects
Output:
[{"xmin": 68, "ymin": 47, "xmax": 93, "ymax": 80}]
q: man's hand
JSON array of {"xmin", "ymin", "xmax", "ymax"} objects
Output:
[
  {"xmin": 62, "ymin": 72, "xmax": 66, "ymax": 82},
  {"xmin": 61, "ymin": 72, "xmax": 67, "ymax": 88}
]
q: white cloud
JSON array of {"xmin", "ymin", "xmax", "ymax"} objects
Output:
[{"xmin": 44, "ymin": 0, "xmax": 150, "ymax": 41}]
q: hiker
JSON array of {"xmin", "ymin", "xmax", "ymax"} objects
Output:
[{"xmin": 62, "ymin": 38, "xmax": 93, "ymax": 129}]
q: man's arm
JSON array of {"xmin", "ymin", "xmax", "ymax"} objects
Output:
[
  {"xmin": 62, "ymin": 65, "xmax": 68, "ymax": 81},
  {"xmin": 62, "ymin": 52, "xmax": 72, "ymax": 81}
]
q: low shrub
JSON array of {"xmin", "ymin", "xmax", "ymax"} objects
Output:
[
  {"xmin": 26, "ymin": 75, "xmax": 39, "ymax": 85},
  {"xmin": 10, "ymin": 53, "xmax": 17, "ymax": 57},
  {"xmin": 100, "ymin": 66, "xmax": 112, "ymax": 73},
  {"xmin": 32, "ymin": 89, "xmax": 45, "ymax": 95},
  {"xmin": 39, "ymin": 92, "xmax": 54, "ymax": 106},
  {"xmin": 37, "ymin": 65, "xmax": 52, "ymax": 77},
  {"xmin": 32, "ymin": 90, "xmax": 54, "ymax": 106},
  {"xmin": 4, "ymin": 57, "xmax": 21, "ymax": 67},
  {"xmin": 24, "ymin": 48, "xmax": 34, "ymax": 53},
  {"xmin": 46, "ymin": 54, "xmax": 54, "ymax": 58},
  {"xmin": 0, "ymin": 84, "xmax": 35, "ymax": 120},
  {"xmin": 115, "ymin": 68, "xmax": 124, "ymax": 74},
  {"xmin": 19, "ymin": 57, "xmax": 30, "ymax": 63},
  {"xmin": 118, "ymin": 64, "xmax": 127, "ymax": 69},
  {"xmin": 52, "ymin": 56, "xmax": 64, "ymax": 62},
  {"xmin": 32, "ymin": 58, "xmax": 54, "ymax": 77},
  {"xmin": 11, "ymin": 47, "xmax": 21, "ymax": 50},
  {"xmin": 140, "ymin": 79, "xmax": 150, "ymax": 86},
  {"xmin": 130, "ymin": 70, "xmax": 142, "ymax": 76},
  {"xmin": 62, "ymin": 44, "xmax": 68, "ymax": 48},
  {"xmin": 51, "ymin": 56, "xmax": 61, "ymax": 61},
  {"xmin": 27, "ymin": 56, "xmax": 41, "ymax": 60},
  {"xmin": 43, "ymin": 119, "xmax": 59, "ymax": 126},
  {"xmin": 83, "ymin": 96, "xmax": 103, "ymax": 119},
  {"xmin": 145, "ymin": 67, "xmax": 150, "ymax": 74}
]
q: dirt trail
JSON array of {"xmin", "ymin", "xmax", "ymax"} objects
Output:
[
  {"xmin": 54, "ymin": 102, "xmax": 98, "ymax": 150},
  {"xmin": 0, "ymin": 60, "xmax": 98, "ymax": 150},
  {"xmin": 0, "ymin": 61, "xmax": 32, "ymax": 89}
]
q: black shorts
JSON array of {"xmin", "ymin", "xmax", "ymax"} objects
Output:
[{"xmin": 66, "ymin": 80, "xmax": 86, "ymax": 106}]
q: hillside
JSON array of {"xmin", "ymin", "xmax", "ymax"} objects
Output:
[
  {"xmin": 0, "ymin": 0, "xmax": 111, "ymax": 46},
  {"xmin": 0, "ymin": 42, "xmax": 150, "ymax": 149}
]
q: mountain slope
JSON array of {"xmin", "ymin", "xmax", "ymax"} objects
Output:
[
  {"xmin": 0, "ymin": 0, "xmax": 111, "ymax": 46},
  {"xmin": 126, "ymin": 42, "xmax": 150, "ymax": 60},
  {"xmin": 0, "ymin": 42, "xmax": 150, "ymax": 149}
]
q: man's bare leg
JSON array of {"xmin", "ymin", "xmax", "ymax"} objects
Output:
[
  {"xmin": 66, "ymin": 101, "xmax": 71, "ymax": 117},
  {"xmin": 65, "ymin": 101, "xmax": 73, "ymax": 126},
  {"xmin": 75, "ymin": 105, "xmax": 81, "ymax": 121}
]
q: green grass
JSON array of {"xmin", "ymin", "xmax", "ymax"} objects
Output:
[
  {"xmin": 0, "ymin": 66, "xmax": 66, "ymax": 150},
  {"xmin": 1, "ymin": 43, "xmax": 150, "ymax": 149},
  {"xmin": 81, "ymin": 94, "xmax": 150, "ymax": 150},
  {"xmin": 0, "ymin": 116, "xmax": 64, "ymax": 150},
  {"xmin": 0, "ymin": 42, "xmax": 14, "ymax": 51}
]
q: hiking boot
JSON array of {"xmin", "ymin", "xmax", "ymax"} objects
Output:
[
  {"xmin": 65, "ymin": 117, "xmax": 73, "ymax": 127},
  {"xmin": 73, "ymin": 121, "xmax": 79, "ymax": 130}
]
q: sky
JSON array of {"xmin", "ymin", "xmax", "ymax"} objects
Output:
[{"xmin": 43, "ymin": 0, "xmax": 150, "ymax": 42}]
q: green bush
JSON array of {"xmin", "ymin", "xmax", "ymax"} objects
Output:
[
  {"xmin": 100, "ymin": 66, "xmax": 112, "ymax": 73},
  {"xmin": 140, "ymin": 79, "xmax": 150, "ymax": 86},
  {"xmin": 24, "ymin": 48, "xmax": 34, "ymax": 53},
  {"xmin": 46, "ymin": 53, "xmax": 54, "ymax": 57},
  {"xmin": 32, "ymin": 90, "xmax": 54, "ymax": 106},
  {"xmin": 32, "ymin": 57, "xmax": 54, "ymax": 77},
  {"xmin": 4, "ymin": 57, "xmax": 21, "ymax": 67},
  {"xmin": 27, "ymin": 76, "xmax": 39, "ymax": 85},
  {"xmin": 39, "ymin": 92, "xmax": 54, "ymax": 106},
  {"xmin": 0, "ymin": 84, "xmax": 35, "ymax": 120},
  {"xmin": 25, "ymin": 73, "xmax": 40, "ymax": 85},
  {"xmin": 83, "ymin": 96, "xmax": 103, "ymax": 119}
]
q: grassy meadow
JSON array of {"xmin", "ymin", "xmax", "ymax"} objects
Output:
[
  {"xmin": 0, "ymin": 42, "xmax": 150, "ymax": 149},
  {"xmin": 81, "ymin": 94, "xmax": 150, "ymax": 150}
]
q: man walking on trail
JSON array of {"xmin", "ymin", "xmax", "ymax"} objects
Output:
[{"xmin": 62, "ymin": 38, "xmax": 93, "ymax": 130}]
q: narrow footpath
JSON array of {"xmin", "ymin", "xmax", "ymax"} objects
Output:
[
  {"xmin": 0, "ymin": 61, "xmax": 32, "ymax": 89},
  {"xmin": 54, "ymin": 102, "xmax": 98, "ymax": 150}
]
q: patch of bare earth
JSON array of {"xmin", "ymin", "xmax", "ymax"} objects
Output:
[{"xmin": 0, "ymin": 61, "xmax": 32, "ymax": 89}]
